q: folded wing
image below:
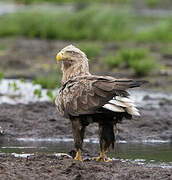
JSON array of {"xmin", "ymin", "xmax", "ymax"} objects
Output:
[{"xmin": 56, "ymin": 75, "xmax": 146, "ymax": 118}]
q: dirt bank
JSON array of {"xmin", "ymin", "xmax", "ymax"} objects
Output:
[
  {"xmin": 0, "ymin": 154, "xmax": 171, "ymax": 180},
  {"xmin": 1, "ymin": 38, "xmax": 172, "ymax": 92},
  {"xmin": 0, "ymin": 101, "xmax": 171, "ymax": 142}
]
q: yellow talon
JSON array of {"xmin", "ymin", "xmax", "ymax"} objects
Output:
[
  {"xmin": 74, "ymin": 149, "xmax": 82, "ymax": 161},
  {"xmin": 92, "ymin": 149, "xmax": 112, "ymax": 162}
]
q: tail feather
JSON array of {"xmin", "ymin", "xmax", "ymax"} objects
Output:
[
  {"xmin": 126, "ymin": 107, "xmax": 140, "ymax": 116},
  {"xmin": 109, "ymin": 99, "xmax": 128, "ymax": 107},
  {"xmin": 103, "ymin": 104, "xmax": 125, "ymax": 112},
  {"xmin": 116, "ymin": 96, "xmax": 134, "ymax": 103},
  {"xmin": 103, "ymin": 95, "xmax": 140, "ymax": 116}
]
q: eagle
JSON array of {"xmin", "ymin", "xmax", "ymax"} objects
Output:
[{"xmin": 55, "ymin": 45, "xmax": 146, "ymax": 162}]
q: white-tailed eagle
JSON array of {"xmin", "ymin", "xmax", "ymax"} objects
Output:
[{"xmin": 55, "ymin": 45, "xmax": 146, "ymax": 162}]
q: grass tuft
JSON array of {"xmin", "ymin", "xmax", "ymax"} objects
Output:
[
  {"xmin": 105, "ymin": 48, "xmax": 157, "ymax": 76},
  {"xmin": 33, "ymin": 71, "xmax": 61, "ymax": 89},
  {"xmin": 0, "ymin": 7, "xmax": 132, "ymax": 41},
  {"xmin": 0, "ymin": 6, "xmax": 171, "ymax": 43},
  {"xmin": 78, "ymin": 42, "xmax": 102, "ymax": 59},
  {"xmin": 145, "ymin": 0, "xmax": 161, "ymax": 8},
  {"xmin": 0, "ymin": 73, "xmax": 4, "ymax": 81}
]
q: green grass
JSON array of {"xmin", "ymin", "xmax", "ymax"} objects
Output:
[
  {"xmin": 159, "ymin": 44, "xmax": 172, "ymax": 55},
  {"xmin": 78, "ymin": 42, "xmax": 102, "ymax": 59},
  {"xmin": 33, "ymin": 71, "xmax": 61, "ymax": 89},
  {"xmin": 136, "ymin": 20, "xmax": 172, "ymax": 43},
  {"xmin": 7, "ymin": 0, "xmax": 170, "ymax": 5},
  {"xmin": 145, "ymin": 0, "xmax": 161, "ymax": 8},
  {"xmin": 0, "ymin": 5, "xmax": 171, "ymax": 42},
  {"xmin": 105, "ymin": 48, "xmax": 157, "ymax": 76},
  {"xmin": 9, "ymin": 0, "xmax": 130, "ymax": 4},
  {"xmin": 0, "ymin": 73, "xmax": 4, "ymax": 81},
  {"xmin": 0, "ymin": 6, "xmax": 132, "ymax": 41}
]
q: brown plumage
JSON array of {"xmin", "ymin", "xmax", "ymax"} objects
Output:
[{"xmin": 55, "ymin": 45, "xmax": 146, "ymax": 161}]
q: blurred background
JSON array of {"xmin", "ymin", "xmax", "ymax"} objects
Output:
[
  {"xmin": 0, "ymin": 0, "xmax": 172, "ymax": 169},
  {"xmin": 0, "ymin": 0, "xmax": 172, "ymax": 94}
]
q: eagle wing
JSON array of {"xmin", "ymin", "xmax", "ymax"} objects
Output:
[{"xmin": 56, "ymin": 75, "xmax": 145, "ymax": 118}]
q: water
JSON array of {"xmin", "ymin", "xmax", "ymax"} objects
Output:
[
  {"xmin": 0, "ymin": 137, "xmax": 171, "ymax": 168},
  {"xmin": 0, "ymin": 79, "xmax": 172, "ymax": 168},
  {"xmin": 0, "ymin": 79, "xmax": 58, "ymax": 104},
  {"xmin": 1, "ymin": 79, "xmax": 172, "ymax": 109},
  {"xmin": 111, "ymin": 143, "xmax": 172, "ymax": 162}
]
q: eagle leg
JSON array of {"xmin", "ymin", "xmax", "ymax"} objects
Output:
[
  {"xmin": 71, "ymin": 117, "xmax": 86, "ymax": 161},
  {"xmin": 92, "ymin": 122, "xmax": 114, "ymax": 162},
  {"xmin": 114, "ymin": 123, "xmax": 118, "ymax": 134},
  {"xmin": 92, "ymin": 148, "xmax": 112, "ymax": 162},
  {"xmin": 75, "ymin": 149, "xmax": 82, "ymax": 161}
]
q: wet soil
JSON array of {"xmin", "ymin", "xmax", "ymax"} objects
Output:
[
  {"xmin": 0, "ymin": 101, "xmax": 171, "ymax": 142},
  {"xmin": 0, "ymin": 38, "xmax": 172, "ymax": 179},
  {"xmin": 0, "ymin": 154, "xmax": 171, "ymax": 180},
  {"xmin": 1, "ymin": 38, "xmax": 172, "ymax": 92}
]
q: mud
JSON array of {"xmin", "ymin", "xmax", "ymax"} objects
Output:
[
  {"xmin": 0, "ymin": 101, "xmax": 171, "ymax": 142},
  {"xmin": 0, "ymin": 154, "xmax": 171, "ymax": 180},
  {"xmin": 0, "ymin": 38, "xmax": 172, "ymax": 179},
  {"xmin": 1, "ymin": 38, "xmax": 172, "ymax": 93}
]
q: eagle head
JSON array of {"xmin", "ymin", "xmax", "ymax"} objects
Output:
[
  {"xmin": 56, "ymin": 45, "xmax": 87, "ymax": 64},
  {"xmin": 56, "ymin": 45, "xmax": 90, "ymax": 83}
]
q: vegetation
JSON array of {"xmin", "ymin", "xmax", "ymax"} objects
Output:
[
  {"xmin": 8, "ymin": 0, "xmax": 130, "ymax": 4},
  {"xmin": 8, "ymin": 82, "xmax": 20, "ymax": 91},
  {"xmin": 33, "ymin": 89, "xmax": 42, "ymax": 98},
  {"xmin": 0, "ymin": 7, "xmax": 132, "ymax": 41},
  {"xmin": 46, "ymin": 90, "xmax": 56, "ymax": 102},
  {"xmin": 20, "ymin": 78, "xmax": 26, "ymax": 83},
  {"xmin": 0, "ymin": 73, "xmax": 3, "ymax": 81},
  {"xmin": 0, "ymin": 77, "xmax": 56, "ymax": 102},
  {"xmin": 6, "ymin": 0, "xmax": 169, "ymax": 6},
  {"xmin": 32, "ymin": 71, "xmax": 61, "ymax": 89},
  {"xmin": 78, "ymin": 42, "xmax": 102, "ymax": 59},
  {"xmin": 136, "ymin": 20, "xmax": 172, "ymax": 43},
  {"xmin": 105, "ymin": 48, "xmax": 157, "ymax": 76},
  {"xmin": 145, "ymin": 0, "xmax": 161, "ymax": 8},
  {"xmin": 159, "ymin": 44, "xmax": 172, "ymax": 56},
  {"xmin": 0, "ymin": 6, "xmax": 171, "ymax": 42}
]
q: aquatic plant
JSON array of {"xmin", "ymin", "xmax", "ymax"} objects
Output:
[
  {"xmin": 0, "ymin": 73, "xmax": 3, "ymax": 82},
  {"xmin": 12, "ymin": 82, "xmax": 20, "ymax": 91},
  {"xmin": 33, "ymin": 71, "xmax": 61, "ymax": 89},
  {"xmin": 33, "ymin": 89, "xmax": 42, "ymax": 98},
  {"xmin": 46, "ymin": 90, "xmax": 55, "ymax": 102},
  {"xmin": 20, "ymin": 78, "xmax": 26, "ymax": 83}
]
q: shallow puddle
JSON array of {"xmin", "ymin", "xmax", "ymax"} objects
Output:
[
  {"xmin": 1, "ymin": 79, "xmax": 172, "ymax": 109},
  {"xmin": 0, "ymin": 79, "xmax": 58, "ymax": 104},
  {"xmin": 0, "ymin": 137, "xmax": 171, "ymax": 168}
]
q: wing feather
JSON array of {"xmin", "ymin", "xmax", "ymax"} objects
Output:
[{"xmin": 56, "ymin": 75, "xmax": 145, "ymax": 117}]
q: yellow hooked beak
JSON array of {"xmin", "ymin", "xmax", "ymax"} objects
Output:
[
  {"xmin": 56, "ymin": 51, "xmax": 69, "ymax": 63},
  {"xmin": 56, "ymin": 52, "xmax": 63, "ymax": 62}
]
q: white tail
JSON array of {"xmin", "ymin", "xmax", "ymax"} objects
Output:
[{"xmin": 103, "ymin": 96, "xmax": 140, "ymax": 116}]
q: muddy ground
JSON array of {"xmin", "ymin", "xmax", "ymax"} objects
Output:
[
  {"xmin": 0, "ymin": 38, "xmax": 172, "ymax": 179},
  {"xmin": 0, "ymin": 101, "xmax": 172, "ymax": 179},
  {"xmin": 0, "ymin": 154, "xmax": 172, "ymax": 180},
  {"xmin": 1, "ymin": 38, "xmax": 172, "ymax": 92},
  {"xmin": 0, "ymin": 101, "xmax": 172, "ymax": 142}
]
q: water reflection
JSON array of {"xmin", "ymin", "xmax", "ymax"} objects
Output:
[{"xmin": 0, "ymin": 137, "xmax": 171, "ymax": 168}]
